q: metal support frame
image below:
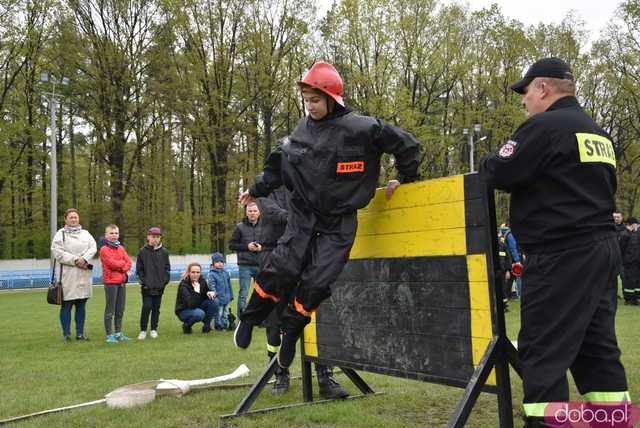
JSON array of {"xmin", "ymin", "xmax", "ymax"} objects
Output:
[
  {"xmin": 221, "ymin": 343, "xmax": 376, "ymax": 423},
  {"xmin": 230, "ymin": 357, "xmax": 278, "ymax": 415},
  {"xmin": 223, "ymin": 182, "xmax": 521, "ymax": 426},
  {"xmin": 220, "ymin": 392, "xmax": 383, "ymax": 426},
  {"xmin": 447, "ymin": 185, "xmax": 521, "ymax": 427}
]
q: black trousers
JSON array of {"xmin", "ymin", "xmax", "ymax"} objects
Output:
[
  {"xmin": 503, "ymin": 271, "xmax": 514, "ymax": 301},
  {"xmin": 140, "ymin": 293, "xmax": 163, "ymax": 331},
  {"xmin": 519, "ymin": 236, "xmax": 628, "ymax": 416},
  {"xmin": 241, "ymin": 198, "xmax": 357, "ymax": 333},
  {"xmin": 621, "ymin": 265, "xmax": 640, "ymax": 302}
]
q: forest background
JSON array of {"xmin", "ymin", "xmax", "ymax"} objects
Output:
[{"xmin": 1, "ymin": 0, "xmax": 639, "ymax": 258}]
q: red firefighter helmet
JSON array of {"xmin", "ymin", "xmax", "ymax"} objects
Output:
[{"xmin": 298, "ymin": 61, "xmax": 344, "ymax": 106}]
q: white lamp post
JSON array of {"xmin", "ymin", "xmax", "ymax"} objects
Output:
[
  {"xmin": 463, "ymin": 124, "xmax": 483, "ymax": 173},
  {"xmin": 40, "ymin": 72, "xmax": 69, "ymax": 242}
]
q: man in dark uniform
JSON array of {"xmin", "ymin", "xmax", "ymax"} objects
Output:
[
  {"xmin": 619, "ymin": 217, "xmax": 640, "ymax": 305},
  {"xmin": 613, "ymin": 212, "xmax": 626, "ymax": 299},
  {"xmin": 229, "ymin": 202, "xmax": 262, "ymax": 315},
  {"xmin": 497, "ymin": 230, "xmax": 513, "ymax": 310},
  {"xmin": 480, "ymin": 57, "xmax": 630, "ymax": 427},
  {"xmin": 613, "ymin": 211, "xmax": 626, "ymax": 237}
]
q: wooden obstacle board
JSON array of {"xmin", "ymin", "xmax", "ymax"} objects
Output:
[{"xmin": 302, "ymin": 173, "xmax": 498, "ymax": 389}]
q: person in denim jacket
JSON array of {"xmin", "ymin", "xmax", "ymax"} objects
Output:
[{"xmin": 207, "ymin": 252, "xmax": 234, "ymax": 330}]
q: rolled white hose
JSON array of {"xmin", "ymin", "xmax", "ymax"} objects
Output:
[
  {"xmin": 106, "ymin": 364, "xmax": 251, "ymax": 408},
  {"xmin": 156, "ymin": 363, "xmax": 250, "ymax": 392},
  {"xmin": 0, "ymin": 364, "xmax": 252, "ymax": 419}
]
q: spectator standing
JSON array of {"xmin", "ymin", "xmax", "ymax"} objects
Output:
[
  {"xmin": 136, "ymin": 227, "xmax": 171, "ymax": 340},
  {"xmin": 207, "ymin": 252, "xmax": 234, "ymax": 330},
  {"xmin": 614, "ymin": 211, "xmax": 626, "ymax": 298},
  {"xmin": 613, "ymin": 211, "xmax": 626, "ymax": 238},
  {"xmin": 498, "ymin": 230, "xmax": 514, "ymax": 311},
  {"xmin": 619, "ymin": 217, "xmax": 640, "ymax": 305},
  {"xmin": 99, "ymin": 224, "xmax": 133, "ymax": 343},
  {"xmin": 500, "ymin": 224, "xmax": 523, "ymax": 298},
  {"xmin": 229, "ymin": 202, "xmax": 261, "ymax": 316},
  {"xmin": 50, "ymin": 208, "xmax": 97, "ymax": 343},
  {"xmin": 175, "ymin": 263, "xmax": 217, "ymax": 334}
]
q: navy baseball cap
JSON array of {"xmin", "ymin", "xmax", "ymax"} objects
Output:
[
  {"xmin": 510, "ymin": 57, "xmax": 574, "ymax": 94},
  {"xmin": 211, "ymin": 252, "xmax": 225, "ymax": 263}
]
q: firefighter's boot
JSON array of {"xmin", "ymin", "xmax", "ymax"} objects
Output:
[{"xmin": 317, "ymin": 365, "xmax": 349, "ymax": 399}]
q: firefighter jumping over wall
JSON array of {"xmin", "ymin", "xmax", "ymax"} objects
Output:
[{"xmin": 233, "ymin": 61, "xmax": 423, "ymax": 370}]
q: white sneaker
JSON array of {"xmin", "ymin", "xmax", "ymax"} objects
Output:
[
  {"xmin": 150, "ymin": 330, "xmax": 158, "ymax": 339},
  {"xmin": 137, "ymin": 331, "xmax": 147, "ymax": 340}
]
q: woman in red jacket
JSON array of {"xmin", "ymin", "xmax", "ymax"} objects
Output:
[{"xmin": 100, "ymin": 224, "xmax": 133, "ymax": 343}]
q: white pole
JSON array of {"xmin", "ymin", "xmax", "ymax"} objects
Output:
[
  {"xmin": 469, "ymin": 132, "xmax": 474, "ymax": 173},
  {"xmin": 50, "ymin": 90, "xmax": 57, "ymax": 242}
]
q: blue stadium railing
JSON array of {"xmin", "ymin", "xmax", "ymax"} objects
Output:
[{"xmin": 0, "ymin": 264, "xmax": 240, "ymax": 290}]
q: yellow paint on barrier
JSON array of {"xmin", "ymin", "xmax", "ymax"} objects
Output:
[
  {"xmin": 470, "ymin": 338, "xmax": 497, "ymax": 385},
  {"xmin": 349, "ymin": 175, "xmax": 467, "ymax": 259},
  {"xmin": 468, "ymin": 282, "xmax": 492, "ymax": 310},
  {"xmin": 356, "ymin": 201, "xmax": 466, "ymax": 236},
  {"xmin": 303, "ymin": 311, "xmax": 318, "ymax": 358},
  {"xmin": 350, "ymin": 228, "xmax": 467, "ymax": 259},
  {"xmin": 467, "ymin": 254, "xmax": 496, "ymax": 385},
  {"xmin": 363, "ymin": 175, "xmax": 465, "ymax": 212},
  {"xmin": 470, "ymin": 309, "xmax": 493, "ymax": 338}
]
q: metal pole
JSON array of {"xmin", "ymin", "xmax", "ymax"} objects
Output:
[
  {"xmin": 469, "ymin": 132, "xmax": 474, "ymax": 173},
  {"xmin": 50, "ymin": 89, "xmax": 57, "ymax": 242}
]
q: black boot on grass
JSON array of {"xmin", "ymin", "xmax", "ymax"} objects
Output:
[
  {"xmin": 271, "ymin": 365, "xmax": 290, "ymax": 396},
  {"xmin": 317, "ymin": 365, "xmax": 348, "ymax": 399}
]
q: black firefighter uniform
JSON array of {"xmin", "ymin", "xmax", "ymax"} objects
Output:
[
  {"xmin": 480, "ymin": 95, "xmax": 630, "ymax": 419},
  {"xmin": 240, "ymin": 108, "xmax": 422, "ymax": 336}
]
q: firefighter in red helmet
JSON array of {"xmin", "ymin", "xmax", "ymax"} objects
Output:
[
  {"xmin": 233, "ymin": 61, "xmax": 423, "ymax": 370},
  {"xmin": 298, "ymin": 61, "xmax": 345, "ymax": 106}
]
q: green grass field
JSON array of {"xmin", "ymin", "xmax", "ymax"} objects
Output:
[{"xmin": 0, "ymin": 282, "xmax": 638, "ymax": 427}]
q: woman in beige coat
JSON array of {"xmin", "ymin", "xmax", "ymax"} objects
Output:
[{"xmin": 51, "ymin": 208, "xmax": 97, "ymax": 342}]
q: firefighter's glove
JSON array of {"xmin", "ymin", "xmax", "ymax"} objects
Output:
[{"xmin": 511, "ymin": 262, "xmax": 523, "ymax": 277}]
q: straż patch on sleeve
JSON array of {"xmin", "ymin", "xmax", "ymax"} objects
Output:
[{"xmin": 498, "ymin": 140, "xmax": 518, "ymax": 158}]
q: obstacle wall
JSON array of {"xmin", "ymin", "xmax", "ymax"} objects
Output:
[{"xmin": 302, "ymin": 173, "xmax": 498, "ymax": 388}]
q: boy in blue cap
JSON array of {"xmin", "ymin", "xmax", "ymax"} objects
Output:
[{"xmin": 207, "ymin": 252, "xmax": 234, "ymax": 330}]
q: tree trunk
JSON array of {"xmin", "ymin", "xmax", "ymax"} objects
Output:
[
  {"xmin": 262, "ymin": 106, "xmax": 273, "ymax": 161},
  {"xmin": 109, "ymin": 114, "xmax": 127, "ymax": 234},
  {"xmin": 207, "ymin": 131, "xmax": 229, "ymax": 252},
  {"xmin": 11, "ymin": 180, "xmax": 17, "ymax": 258},
  {"xmin": 190, "ymin": 140, "xmax": 197, "ymax": 249}
]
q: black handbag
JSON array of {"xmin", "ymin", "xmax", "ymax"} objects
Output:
[
  {"xmin": 47, "ymin": 232, "xmax": 64, "ymax": 305},
  {"xmin": 46, "ymin": 261, "xmax": 63, "ymax": 305},
  {"xmin": 46, "ymin": 280, "xmax": 63, "ymax": 305}
]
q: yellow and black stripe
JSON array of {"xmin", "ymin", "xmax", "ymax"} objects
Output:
[{"xmin": 302, "ymin": 174, "xmax": 497, "ymax": 388}]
